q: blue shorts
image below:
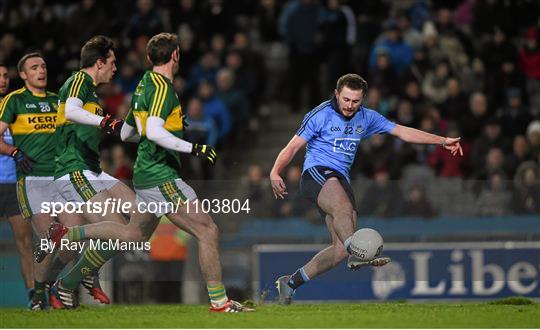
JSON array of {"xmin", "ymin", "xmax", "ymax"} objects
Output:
[{"xmin": 300, "ymin": 166, "xmax": 357, "ymax": 217}]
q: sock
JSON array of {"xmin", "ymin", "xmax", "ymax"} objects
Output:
[
  {"xmin": 344, "ymin": 236, "xmax": 353, "ymax": 254},
  {"xmin": 60, "ymin": 246, "xmax": 117, "ymax": 290},
  {"xmin": 66, "ymin": 227, "xmax": 85, "ymax": 241},
  {"xmin": 207, "ymin": 283, "xmax": 228, "ymax": 307},
  {"xmin": 33, "ymin": 281, "xmax": 46, "ymax": 301},
  {"xmin": 287, "ymin": 267, "xmax": 310, "ymax": 290},
  {"xmin": 27, "ymin": 288, "xmax": 35, "ymax": 301}
]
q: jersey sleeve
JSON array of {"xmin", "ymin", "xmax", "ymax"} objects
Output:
[
  {"xmin": 147, "ymin": 74, "xmax": 176, "ymax": 120},
  {"xmin": 363, "ymin": 108, "xmax": 396, "ymax": 138},
  {"xmin": 125, "ymin": 108, "xmax": 136, "ymax": 126},
  {"xmin": 296, "ymin": 109, "xmax": 324, "ymax": 142},
  {"xmin": 0, "ymin": 94, "xmax": 17, "ymax": 124},
  {"xmin": 67, "ymin": 72, "xmax": 90, "ymax": 101}
]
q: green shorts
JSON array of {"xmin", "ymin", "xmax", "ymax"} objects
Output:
[{"xmin": 135, "ymin": 179, "xmax": 197, "ymax": 217}]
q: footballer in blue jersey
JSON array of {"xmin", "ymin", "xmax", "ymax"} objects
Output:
[{"xmin": 270, "ymin": 74, "xmax": 463, "ymax": 304}]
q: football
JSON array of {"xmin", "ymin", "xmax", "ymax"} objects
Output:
[{"xmin": 349, "ymin": 228, "xmax": 384, "ymax": 261}]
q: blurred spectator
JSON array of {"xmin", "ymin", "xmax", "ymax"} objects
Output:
[
  {"xmin": 197, "ymin": 80, "xmax": 231, "ymax": 141},
  {"xmin": 471, "ymin": 118, "xmax": 508, "ymax": 171},
  {"xmin": 201, "ymin": 0, "xmax": 235, "ymax": 40},
  {"xmin": 186, "ymin": 51, "xmax": 219, "ymax": 96},
  {"xmin": 519, "ymin": 27, "xmax": 540, "ymax": 80},
  {"xmin": 440, "ymin": 77, "xmax": 467, "ymax": 121},
  {"xmin": 402, "ymin": 184, "xmax": 436, "ymax": 219},
  {"xmin": 110, "ymin": 144, "xmax": 133, "ymax": 181},
  {"xmin": 369, "ymin": 21, "xmax": 413, "ymax": 74},
  {"xmin": 428, "ymin": 127, "xmax": 470, "ymax": 177},
  {"xmin": 506, "ymin": 136, "xmax": 533, "ymax": 180},
  {"xmin": 422, "ymin": 60, "xmax": 452, "ymax": 104},
  {"xmin": 124, "ymin": 0, "xmax": 164, "ymax": 41},
  {"xmin": 255, "ymin": 0, "xmax": 282, "ymax": 43},
  {"xmin": 526, "ymin": 121, "xmax": 540, "ymax": 160},
  {"xmin": 402, "ymin": 47, "xmax": 431, "ymax": 85},
  {"xmin": 170, "ymin": 0, "xmax": 202, "ymax": 36},
  {"xmin": 241, "ymin": 164, "xmax": 273, "ymax": 217},
  {"xmin": 279, "ymin": 0, "xmax": 323, "ymax": 111},
  {"xmin": 215, "ymin": 68, "xmax": 249, "ymax": 138},
  {"xmin": 480, "ymin": 27, "xmax": 519, "ymax": 76},
  {"xmin": 368, "ymin": 51, "xmax": 398, "ymax": 98},
  {"xmin": 459, "ymin": 92, "xmax": 490, "ymax": 141},
  {"xmin": 396, "ymin": 11, "xmax": 423, "ymax": 49},
  {"xmin": 274, "ymin": 165, "xmax": 310, "ymax": 218},
  {"xmin": 512, "ymin": 161, "xmax": 540, "ymax": 214},
  {"xmin": 67, "ymin": 0, "xmax": 108, "ymax": 46},
  {"xmin": 497, "ymin": 88, "xmax": 533, "ymax": 138},
  {"xmin": 359, "ymin": 167, "xmax": 403, "ymax": 218},
  {"xmin": 476, "ymin": 170, "xmax": 511, "ymax": 216}
]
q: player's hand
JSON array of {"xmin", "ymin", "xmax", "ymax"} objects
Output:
[
  {"xmin": 443, "ymin": 137, "xmax": 463, "ymax": 156},
  {"xmin": 191, "ymin": 144, "xmax": 217, "ymax": 165},
  {"xmin": 100, "ymin": 114, "xmax": 124, "ymax": 135},
  {"xmin": 11, "ymin": 148, "xmax": 36, "ymax": 174},
  {"xmin": 270, "ymin": 171, "xmax": 288, "ymax": 199}
]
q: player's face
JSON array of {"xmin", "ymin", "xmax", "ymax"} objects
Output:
[
  {"xmin": 335, "ymin": 86, "xmax": 364, "ymax": 117},
  {"xmin": 98, "ymin": 50, "xmax": 117, "ymax": 84},
  {"xmin": 0, "ymin": 66, "xmax": 9, "ymax": 95},
  {"xmin": 21, "ymin": 57, "xmax": 47, "ymax": 90}
]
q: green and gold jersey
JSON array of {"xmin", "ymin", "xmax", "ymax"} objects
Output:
[
  {"xmin": 127, "ymin": 71, "xmax": 184, "ymax": 189},
  {"xmin": 55, "ymin": 71, "xmax": 104, "ymax": 178},
  {"xmin": 0, "ymin": 87, "xmax": 58, "ymax": 177}
]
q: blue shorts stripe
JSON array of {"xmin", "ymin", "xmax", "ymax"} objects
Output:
[{"xmin": 308, "ymin": 168, "xmax": 325, "ymax": 185}]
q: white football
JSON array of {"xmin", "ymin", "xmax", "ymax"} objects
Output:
[{"xmin": 349, "ymin": 228, "xmax": 384, "ymax": 261}]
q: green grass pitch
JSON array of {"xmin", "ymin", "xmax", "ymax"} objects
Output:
[{"xmin": 1, "ymin": 301, "xmax": 538, "ymax": 328}]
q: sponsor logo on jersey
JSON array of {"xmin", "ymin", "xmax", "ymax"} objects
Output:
[
  {"xmin": 333, "ymin": 138, "xmax": 360, "ymax": 156},
  {"xmin": 356, "ymin": 126, "xmax": 364, "ymax": 134},
  {"xmin": 25, "ymin": 103, "xmax": 37, "ymax": 109},
  {"xmin": 330, "ymin": 126, "xmax": 341, "ymax": 132}
]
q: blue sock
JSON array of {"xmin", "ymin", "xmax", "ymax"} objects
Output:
[{"xmin": 287, "ymin": 267, "xmax": 310, "ymax": 290}]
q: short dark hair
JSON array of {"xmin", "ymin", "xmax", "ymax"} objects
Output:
[
  {"xmin": 336, "ymin": 73, "xmax": 368, "ymax": 95},
  {"xmin": 80, "ymin": 35, "xmax": 115, "ymax": 69},
  {"xmin": 17, "ymin": 53, "xmax": 43, "ymax": 73},
  {"xmin": 146, "ymin": 33, "xmax": 179, "ymax": 66}
]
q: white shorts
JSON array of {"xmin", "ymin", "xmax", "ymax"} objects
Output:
[
  {"xmin": 16, "ymin": 176, "xmax": 66, "ymax": 219},
  {"xmin": 55, "ymin": 170, "xmax": 119, "ymax": 203},
  {"xmin": 135, "ymin": 179, "xmax": 197, "ymax": 217}
]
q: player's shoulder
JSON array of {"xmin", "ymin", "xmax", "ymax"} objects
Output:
[
  {"xmin": 46, "ymin": 91, "xmax": 58, "ymax": 98},
  {"xmin": 303, "ymin": 99, "xmax": 333, "ymax": 120},
  {"xmin": 1, "ymin": 88, "xmax": 26, "ymax": 104}
]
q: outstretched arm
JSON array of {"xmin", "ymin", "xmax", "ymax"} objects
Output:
[
  {"xmin": 390, "ymin": 124, "xmax": 463, "ymax": 156},
  {"xmin": 270, "ymin": 135, "xmax": 307, "ymax": 199}
]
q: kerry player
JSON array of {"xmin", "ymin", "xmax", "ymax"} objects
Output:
[
  {"xmin": 46, "ymin": 33, "xmax": 253, "ymax": 312},
  {"xmin": 270, "ymin": 74, "xmax": 463, "ymax": 304},
  {"xmin": 47, "ymin": 36, "xmax": 136, "ymax": 307},
  {"xmin": 0, "ymin": 54, "xmax": 104, "ymax": 309}
]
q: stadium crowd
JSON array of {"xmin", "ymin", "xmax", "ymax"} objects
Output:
[{"xmin": 1, "ymin": 0, "xmax": 540, "ymax": 218}]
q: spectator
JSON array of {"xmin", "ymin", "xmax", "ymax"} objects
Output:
[
  {"xmin": 519, "ymin": 27, "xmax": 540, "ymax": 80},
  {"xmin": 184, "ymin": 97, "xmax": 218, "ymax": 147},
  {"xmin": 279, "ymin": 0, "xmax": 323, "ymax": 111},
  {"xmin": 505, "ymin": 135, "xmax": 532, "ymax": 178},
  {"xmin": 402, "ymin": 184, "xmax": 436, "ymax": 218},
  {"xmin": 66, "ymin": 0, "xmax": 108, "ymax": 46},
  {"xmin": 471, "ymin": 118, "xmax": 508, "ymax": 171},
  {"xmin": 124, "ymin": 0, "xmax": 164, "ymax": 41},
  {"xmin": 359, "ymin": 167, "xmax": 403, "ymax": 218},
  {"xmin": 368, "ymin": 51, "xmax": 399, "ymax": 98},
  {"xmin": 241, "ymin": 164, "xmax": 273, "ymax": 217},
  {"xmin": 255, "ymin": 0, "xmax": 282, "ymax": 43},
  {"xmin": 274, "ymin": 165, "xmax": 310, "ymax": 218},
  {"xmin": 497, "ymin": 88, "xmax": 533, "ymax": 138},
  {"xmin": 422, "ymin": 60, "xmax": 452, "ymax": 104},
  {"xmin": 215, "ymin": 68, "xmax": 249, "ymax": 138},
  {"xmin": 480, "ymin": 27, "xmax": 519, "ymax": 76},
  {"xmin": 428, "ymin": 127, "xmax": 470, "ymax": 177},
  {"xmin": 526, "ymin": 120, "xmax": 540, "ymax": 160},
  {"xmin": 512, "ymin": 161, "xmax": 540, "ymax": 214},
  {"xmin": 459, "ymin": 92, "xmax": 490, "ymax": 141},
  {"xmin": 186, "ymin": 51, "xmax": 219, "ymax": 96},
  {"xmin": 440, "ymin": 77, "xmax": 467, "ymax": 121},
  {"xmin": 197, "ymin": 81, "xmax": 231, "ymax": 141},
  {"xmin": 110, "ymin": 145, "xmax": 133, "ymax": 181},
  {"xmin": 369, "ymin": 21, "xmax": 414, "ymax": 74},
  {"xmin": 476, "ymin": 170, "xmax": 511, "ymax": 216}
]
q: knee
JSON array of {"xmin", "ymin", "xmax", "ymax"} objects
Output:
[
  {"xmin": 196, "ymin": 219, "xmax": 219, "ymax": 242},
  {"xmin": 332, "ymin": 242, "xmax": 349, "ymax": 262}
]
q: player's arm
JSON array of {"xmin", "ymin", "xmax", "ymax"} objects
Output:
[
  {"xmin": 0, "ymin": 121, "xmax": 36, "ymax": 173},
  {"xmin": 390, "ymin": 124, "xmax": 463, "ymax": 156},
  {"xmin": 146, "ymin": 116, "xmax": 217, "ymax": 164},
  {"xmin": 270, "ymin": 135, "xmax": 307, "ymax": 199},
  {"xmin": 65, "ymin": 97, "xmax": 123, "ymax": 135},
  {"xmin": 120, "ymin": 109, "xmax": 140, "ymax": 143}
]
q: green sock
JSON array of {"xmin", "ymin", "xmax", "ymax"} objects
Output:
[
  {"xmin": 207, "ymin": 283, "xmax": 228, "ymax": 307},
  {"xmin": 66, "ymin": 227, "xmax": 85, "ymax": 241},
  {"xmin": 60, "ymin": 247, "xmax": 117, "ymax": 289},
  {"xmin": 33, "ymin": 281, "xmax": 46, "ymax": 301}
]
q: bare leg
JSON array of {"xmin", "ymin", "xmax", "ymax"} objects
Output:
[
  {"xmin": 302, "ymin": 214, "xmax": 350, "ymax": 280},
  {"xmin": 166, "ymin": 199, "xmax": 222, "ymax": 285},
  {"xmin": 8, "ymin": 214, "xmax": 33, "ymax": 289},
  {"xmin": 316, "ymin": 178, "xmax": 356, "ymax": 243}
]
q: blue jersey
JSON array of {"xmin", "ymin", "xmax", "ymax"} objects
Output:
[
  {"xmin": 0, "ymin": 129, "xmax": 16, "ymax": 183},
  {"xmin": 296, "ymin": 97, "xmax": 396, "ymax": 181}
]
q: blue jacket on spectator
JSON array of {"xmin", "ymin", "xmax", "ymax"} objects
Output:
[
  {"xmin": 202, "ymin": 96, "xmax": 232, "ymax": 139},
  {"xmin": 185, "ymin": 115, "xmax": 218, "ymax": 147},
  {"xmin": 369, "ymin": 39, "xmax": 414, "ymax": 74}
]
